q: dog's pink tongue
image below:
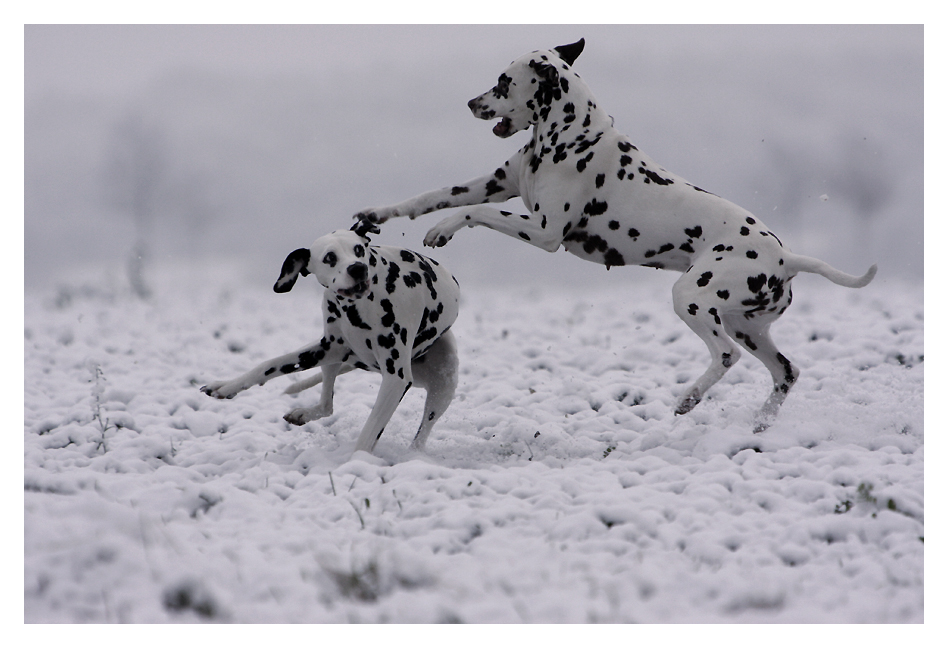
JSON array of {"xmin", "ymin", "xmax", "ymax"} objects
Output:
[{"xmin": 493, "ymin": 118, "xmax": 509, "ymax": 136}]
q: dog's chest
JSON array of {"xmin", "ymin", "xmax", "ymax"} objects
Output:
[{"xmin": 323, "ymin": 249, "xmax": 457, "ymax": 369}]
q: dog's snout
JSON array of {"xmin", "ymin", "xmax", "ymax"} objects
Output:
[{"xmin": 347, "ymin": 262, "xmax": 368, "ymax": 281}]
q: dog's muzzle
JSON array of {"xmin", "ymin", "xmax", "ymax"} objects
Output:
[
  {"xmin": 337, "ymin": 263, "xmax": 369, "ymax": 299},
  {"xmin": 469, "ymin": 97, "xmax": 516, "ymax": 138},
  {"xmin": 492, "ymin": 117, "xmax": 514, "ymax": 137}
]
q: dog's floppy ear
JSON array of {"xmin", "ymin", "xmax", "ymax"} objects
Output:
[
  {"xmin": 554, "ymin": 38, "xmax": 585, "ymax": 66},
  {"xmin": 274, "ymin": 248, "xmax": 311, "ymax": 293},
  {"xmin": 530, "ymin": 59, "xmax": 560, "ymax": 87},
  {"xmin": 351, "ymin": 219, "xmax": 380, "ymax": 240}
]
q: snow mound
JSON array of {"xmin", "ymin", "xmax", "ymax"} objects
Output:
[{"xmin": 24, "ymin": 270, "xmax": 923, "ymax": 622}]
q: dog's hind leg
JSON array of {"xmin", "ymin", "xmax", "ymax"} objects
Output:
[
  {"xmin": 283, "ymin": 363, "xmax": 345, "ymax": 425},
  {"xmin": 284, "ymin": 364, "xmax": 356, "ymax": 395},
  {"xmin": 408, "ymin": 330, "xmax": 459, "ymax": 450},
  {"xmin": 722, "ymin": 315, "xmax": 799, "ymax": 432},
  {"xmin": 671, "ymin": 274, "xmax": 742, "ymax": 415}
]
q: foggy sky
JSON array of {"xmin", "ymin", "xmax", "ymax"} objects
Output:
[{"xmin": 24, "ymin": 25, "xmax": 923, "ymax": 292}]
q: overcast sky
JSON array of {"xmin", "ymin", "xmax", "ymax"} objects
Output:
[{"xmin": 24, "ymin": 25, "xmax": 923, "ymax": 291}]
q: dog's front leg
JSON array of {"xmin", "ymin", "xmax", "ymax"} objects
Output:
[
  {"xmin": 351, "ymin": 374, "xmax": 412, "ymax": 454},
  {"xmin": 424, "ymin": 205, "xmax": 563, "ymax": 253},
  {"xmin": 201, "ymin": 336, "xmax": 348, "ymax": 399},
  {"xmin": 354, "ymin": 155, "xmax": 523, "ymax": 224}
]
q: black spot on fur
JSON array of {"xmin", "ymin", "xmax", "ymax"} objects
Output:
[
  {"xmin": 343, "ymin": 305, "xmax": 372, "ymax": 330},
  {"xmin": 403, "ymin": 271, "xmax": 422, "ymax": 289},
  {"xmin": 747, "ymin": 274, "xmax": 767, "ymax": 293},
  {"xmin": 734, "ymin": 331, "xmax": 758, "ymax": 351},
  {"xmin": 485, "ymin": 179, "xmax": 504, "ymax": 196},
  {"xmin": 604, "ymin": 249, "xmax": 625, "ymax": 268},
  {"xmin": 583, "ymin": 199, "xmax": 608, "ymax": 216},
  {"xmin": 583, "ymin": 234, "xmax": 609, "ymax": 254},
  {"xmin": 385, "ymin": 262, "xmax": 401, "ymax": 294},
  {"xmin": 639, "ymin": 167, "xmax": 673, "ymax": 185},
  {"xmin": 298, "ymin": 348, "xmax": 326, "ymax": 370},
  {"xmin": 697, "ymin": 271, "xmax": 713, "ymax": 287},
  {"xmin": 685, "ymin": 226, "xmax": 703, "ymax": 239},
  {"xmin": 576, "ymin": 152, "xmax": 594, "ymax": 172}
]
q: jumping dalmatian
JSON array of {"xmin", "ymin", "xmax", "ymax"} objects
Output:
[
  {"xmin": 202, "ymin": 221, "xmax": 460, "ymax": 453},
  {"xmin": 355, "ymin": 38, "xmax": 876, "ymax": 432}
]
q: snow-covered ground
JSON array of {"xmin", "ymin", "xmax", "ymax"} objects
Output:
[{"xmin": 24, "ymin": 264, "xmax": 923, "ymax": 623}]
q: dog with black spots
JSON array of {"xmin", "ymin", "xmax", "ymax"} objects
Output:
[
  {"xmin": 354, "ymin": 39, "xmax": 876, "ymax": 432},
  {"xmin": 202, "ymin": 221, "xmax": 460, "ymax": 453}
]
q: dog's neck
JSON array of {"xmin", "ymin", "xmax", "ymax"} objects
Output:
[{"xmin": 526, "ymin": 76, "xmax": 613, "ymax": 169}]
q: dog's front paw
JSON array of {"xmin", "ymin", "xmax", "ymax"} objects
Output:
[
  {"xmin": 201, "ymin": 380, "xmax": 243, "ymax": 399},
  {"xmin": 423, "ymin": 232, "xmax": 451, "ymax": 248},
  {"xmin": 355, "ymin": 207, "xmax": 398, "ymax": 224},
  {"xmin": 424, "ymin": 217, "xmax": 463, "ymax": 248},
  {"xmin": 674, "ymin": 391, "xmax": 702, "ymax": 415}
]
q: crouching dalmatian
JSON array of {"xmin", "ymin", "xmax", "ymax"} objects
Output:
[
  {"xmin": 202, "ymin": 221, "xmax": 460, "ymax": 454},
  {"xmin": 354, "ymin": 38, "xmax": 877, "ymax": 432}
]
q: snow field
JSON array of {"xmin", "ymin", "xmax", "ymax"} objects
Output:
[{"xmin": 24, "ymin": 267, "xmax": 923, "ymax": 623}]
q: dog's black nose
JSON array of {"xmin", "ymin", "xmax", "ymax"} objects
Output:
[
  {"xmin": 468, "ymin": 98, "xmax": 479, "ymax": 111},
  {"xmin": 347, "ymin": 262, "xmax": 368, "ymax": 281}
]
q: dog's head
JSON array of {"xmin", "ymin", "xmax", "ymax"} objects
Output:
[
  {"xmin": 274, "ymin": 221, "xmax": 380, "ymax": 298},
  {"xmin": 467, "ymin": 38, "xmax": 585, "ymax": 138}
]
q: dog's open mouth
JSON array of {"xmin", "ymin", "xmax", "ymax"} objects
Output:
[
  {"xmin": 337, "ymin": 281, "xmax": 369, "ymax": 299},
  {"xmin": 493, "ymin": 117, "xmax": 513, "ymax": 137}
]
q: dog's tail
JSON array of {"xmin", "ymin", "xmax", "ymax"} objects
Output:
[{"xmin": 785, "ymin": 254, "xmax": 877, "ymax": 288}]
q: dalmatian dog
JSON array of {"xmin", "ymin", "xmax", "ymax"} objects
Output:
[
  {"xmin": 355, "ymin": 38, "xmax": 877, "ymax": 432},
  {"xmin": 202, "ymin": 221, "xmax": 460, "ymax": 453}
]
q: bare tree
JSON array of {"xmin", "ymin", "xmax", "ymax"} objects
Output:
[{"xmin": 104, "ymin": 110, "xmax": 168, "ymax": 299}]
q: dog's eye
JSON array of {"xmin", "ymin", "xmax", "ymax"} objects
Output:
[
  {"xmin": 494, "ymin": 74, "xmax": 511, "ymax": 98},
  {"xmin": 323, "ymin": 252, "xmax": 337, "ymax": 267},
  {"xmin": 354, "ymin": 244, "xmax": 365, "ymax": 257}
]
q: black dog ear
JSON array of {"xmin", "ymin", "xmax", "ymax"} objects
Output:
[
  {"xmin": 350, "ymin": 219, "xmax": 381, "ymax": 240},
  {"xmin": 529, "ymin": 59, "xmax": 560, "ymax": 88},
  {"xmin": 554, "ymin": 38, "xmax": 585, "ymax": 66},
  {"xmin": 274, "ymin": 248, "xmax": 311, "ymax": 293}
]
